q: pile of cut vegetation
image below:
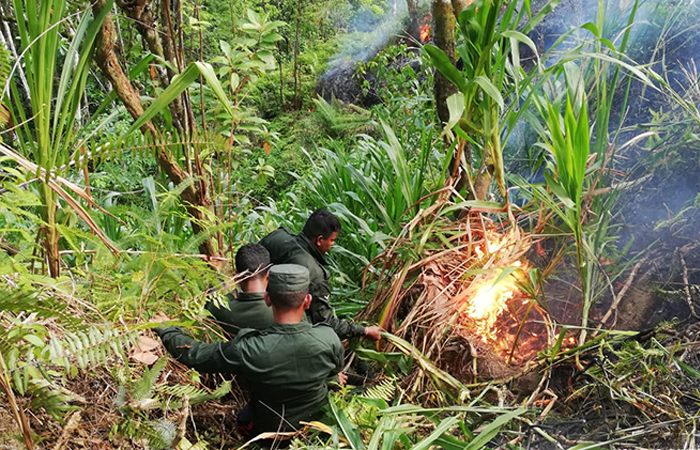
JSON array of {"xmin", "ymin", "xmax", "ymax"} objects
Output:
[{"xmin": 359, "ymin": 196, "xmax": 561, "ymax": 390}]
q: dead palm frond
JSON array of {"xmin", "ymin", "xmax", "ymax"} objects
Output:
[{"xmin": 359, "ymin": 194, "xmax": 555, "ymax": 396}]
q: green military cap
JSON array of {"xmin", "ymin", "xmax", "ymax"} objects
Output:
[{"xmin": 268, "ymin": 264, "xmax": 310, "ymax": 293}]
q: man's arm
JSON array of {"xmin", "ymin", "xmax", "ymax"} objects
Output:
[
  {"xmin": 156, "ymin": 326, "xmax": 245, "ymax": 374},
  {"xmin": 332, "ymin": 335, "xmax": 345, "ymax": 375},
  {"xmin": 308, "ymin": 281, "xmax": 366, "ymax": 339}
]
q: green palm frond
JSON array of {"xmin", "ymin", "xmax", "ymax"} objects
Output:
[
  {"xmin": 27, "ymin": 378, "xmax": 80, "ymax": 419},
  {"xmin": 131, "ymin": 357, "xmax": 168, "ymax": 402}
]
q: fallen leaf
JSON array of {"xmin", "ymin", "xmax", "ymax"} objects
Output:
[
  {"xmin": 263, "ymin": 141, "xmax": 271, "ymax": 155},
  {"xmin": 130, "ymin": 336, "xmax": 161, "ymax": 365}
]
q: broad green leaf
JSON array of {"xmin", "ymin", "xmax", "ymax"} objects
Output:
[
  {"xmin": 230, "ymin": 73, "xmax": 240, "ymax": 91},
  {"xmin": 422, "ymin": 45, "xmax": 467, "ymax": 92},
  {"xmin": 501, "ymin": 30, "xmax": 537, "ymax": 53},
  {"xmin": 246, "ymin": 9, "xmax": 261, "ymax": 27},
  {"xmin": 262, "ymin": 32, "xmax": 283, "ymax": 43},
  {"xmin": 445, "ymin": 92, "xmax": 465, "ymax": 132},
  {"xmin": 23, "ymin": 334, "xmax": 45, "ymax": 347},
  {"xmin": 412, "ymin": 417, "xmax": 460, "ymax": 450},
  {"xmin": 126, "ymin": 62, "xmax": 235, "ymax": 135},
  {"xmin": 581, "ymin": 22, "xmax": 600, "ymax": 38},
  {"xmin": 544, "ymin": 171, "xmax": 575, "ymax": 209},
  {"xmin": 472, "ymin": 75, "xmax": 504, "ymax": 109},
  {"xmin": 219, "ymin": 40, "xmax": 231, "ymax": 55},
  {"xmin": 329, "ymin": 396, "xmax": 365, "ymax": 450},
  {"xmin": 490, "ymin": 266, "xmax": 519, "ymax": 289}
]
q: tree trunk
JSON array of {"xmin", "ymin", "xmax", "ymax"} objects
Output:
[
  {"xmin": 432, "ymin": 0, "xmax": 468, "ymax": 192},
  {"xmin": 40, "ymin": 188, "xmax": 60, "ymax": 278},
  {"xmin": 93, "ymin": 0, "xmax": 217, "ymax": 260},
  {"xmin": 116, "ymin": 0, "xmax": 189, "ymax": 133},
  {"xmin": 451, "ymin": 0, "xmax": 470, "ymax": 17},
  {"xmin": 473, "ymin": 161, "xmax": 494, "ymax": 200},
  {"xmin": 432, "ymin": 0, "xmax": 457, "ymax": 127},
  {"xmin": 293, "ymin": 13, "xmax": 300, "ymax": 109},
  {"xmin": 405, "ymin": 0, "xmax": 421, "ymax": 42}
]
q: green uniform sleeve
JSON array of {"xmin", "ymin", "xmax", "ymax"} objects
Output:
[
  {"xmin": 156, "ymin": 326, "xmax": 245, "ymax": 374},
  {"xmin": 308, "ymin": 281, "xmax": 365, "ymax": 340},
  {"xmin": 332, "ymin": 333, "xmax": 345, "ymax": 375}
]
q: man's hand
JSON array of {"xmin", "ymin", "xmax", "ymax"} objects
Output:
[
  {"xmin": 363, "ymin": 326, "xmax": 383, "ymax": 341},
  {"xmin": 338, "ymin": 372, "xmax": 348, "ymax": 387},
  {"xmin": 149, "ymin": 312, "xmax": 172, "ymax": 337},
  {"xmin": 149, "ymin": 312, "xmax": 171, "ymax": 324}
]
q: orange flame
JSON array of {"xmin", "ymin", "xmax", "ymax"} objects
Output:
[
  {"xmin": 457, "ymin": 229, "xmax": 545, "ymax": 361},
  {"xmin": 420, "ymin": 23, "xmax": 431, "ymax": 42}
]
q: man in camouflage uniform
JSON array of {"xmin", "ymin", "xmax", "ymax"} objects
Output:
[
  {"xmin": 156, "ymin": 264, "xmax": 344, "ymax": 437},
  {"xmin": 260, "ymin": 209, "xmax": 382, "ymax": 341},
  {"xmin": 204, "ymin": 243, "xmax": 273, "ymax": 337}
]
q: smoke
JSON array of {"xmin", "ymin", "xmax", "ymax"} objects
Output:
[
  {"xmin": 328, "ymin": 1, "xmax": 410, "ymax": 70},
  {"xmin": 319, "ymin": 0, "xmax": 425, "ymax": 104},
  {"xmin": 521, "ymin": 0, "xmax": 700, "ymax": 288}
]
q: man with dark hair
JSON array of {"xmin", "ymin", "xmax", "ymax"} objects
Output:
[
  {"xmin": 205, "ymin": 243, "xmax": 273, "ymax": 337},
  {"xmin": 260, "ymin": 209, "xmax": 382, "ymax": 341},
  {"xmin": 157, "ymin": 264, "xmax": 344, "ymax": 437}
]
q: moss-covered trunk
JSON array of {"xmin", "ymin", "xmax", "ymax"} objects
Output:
[{"xmin": 93, "ymin": 0, "xmax": 217, "ymax": 261}]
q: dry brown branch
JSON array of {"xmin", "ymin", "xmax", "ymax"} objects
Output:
[{"xmin": 171, "ymin": 395, "xmax": 189, "ymax": 449}]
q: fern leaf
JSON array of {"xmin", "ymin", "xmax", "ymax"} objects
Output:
[{"xmin": 362, "ymin": 378, "xmax": 396, "ymax": 403}]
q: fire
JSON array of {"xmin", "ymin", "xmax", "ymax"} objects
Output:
[
  {"xmin": 466, "ymin": 273, "xmax": 519, "ymax": 339},
  {"xmin": 419, "ymin": 13, "xmax": 432, "ymax": 42},
  {"xmin": 456, "ymin": 228, "xmax": 548, "ymax": 362},
  {"xmin": 420, "ymin": 23, "xmax": 431, "ymax": 42}
]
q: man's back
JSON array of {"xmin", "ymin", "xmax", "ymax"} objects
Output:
[
  {"xmin": 232, "ymin": 322, "xmax": 342, "ymax": 431},
  {"xmin": 260, "ymin": 228, "xmax": 365, "ymax": 339},
  {"xmin": 157, "ymin": 321, "xmax": 343, "ymax": 434},
  {"xmin": 259, "ymin": 228, "xmax": 320, "ymax": 271},
  {"xmin": 204, "ymin": 291, "xmax": 274, "ymax": 337}
]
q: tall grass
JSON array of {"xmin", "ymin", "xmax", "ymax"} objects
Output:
[
  {"xmin": 298, "ymin": 120, "xmax": 444, "ymax": 266},
  {"xmin": 6, "ymin": 0, "xmax": 115, "ymax": 276},
  {"xmin": 423, "ymin": 0, "xmax": 566, "ymax": 201}
]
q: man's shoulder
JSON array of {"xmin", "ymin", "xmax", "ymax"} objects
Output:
[
  {"xmin": 261, "ymin": 229, "xmax": 321, "ymax": 267},
  {"xmin": 233, "ymin": 327, "xmax": 263, "ymax": 339},
  {"xmin": 310, "ymin": 323, "xmax": 342, "ymax": 345},
  {"xmin": 259, "ymin": 227, "xmax": 295, "ymax": 249}
]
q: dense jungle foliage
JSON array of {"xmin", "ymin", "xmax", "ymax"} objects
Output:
[{"xmin": 2, "ymin": 0, "xmax": 700, "ymax": 448}]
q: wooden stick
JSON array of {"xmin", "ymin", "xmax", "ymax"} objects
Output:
[
  {"xmin": 171, "ymin": 395, "xmax": 189, "ymax": 449},
  {"xmin": 680, "ymin": 255, "xmax": 698, "ymax": 318}
]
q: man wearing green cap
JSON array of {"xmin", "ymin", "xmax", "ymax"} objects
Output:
[
  {"xmin": 156, "ymin": 264, "xmax": 344, "ymax": 438},
  {"xmin": 261, "ymin": 209, "xmax": 383, "ymax": 341}
]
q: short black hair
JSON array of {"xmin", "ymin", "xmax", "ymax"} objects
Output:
[
  {"xmin": 235, "ymin": 243, "xmax": 270, "ymax": 278},
  {"xmin": 302, "ymin": 209, "xmax": 342, "ymax": 240},
  {"xmin": 268, "ymin": 291, "xmax": 307, "ymax": 312}
]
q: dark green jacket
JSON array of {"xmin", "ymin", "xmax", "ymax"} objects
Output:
[
  {"xmin": 157, "ymin": 322, "xmax": 343, "ymax": 434},
  {"xmin": 204, "ymin": 292, "xmax": 274, "ymax": 337},
  {"xmin": 260, "ymin": 228, "xmax": 365, "ymax": 339}
]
